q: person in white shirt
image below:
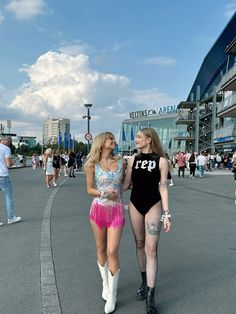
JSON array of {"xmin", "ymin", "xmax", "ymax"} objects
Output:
[
  {"xmin": 0, "ymin": 136, "xmax": 22, "ymax": 226},
  {"xmin": 196, "ymin": 152, "xmax": 206, "ymax": 178}
]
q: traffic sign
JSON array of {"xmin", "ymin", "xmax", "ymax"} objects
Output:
[{"xmin": 85, "ymin": 133, "xmax": 92, "ymax": 141}]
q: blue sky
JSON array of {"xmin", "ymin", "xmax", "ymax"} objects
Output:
[{"xmin": 0, "ymin": 0, "xmax": 235, "ymax": 142}]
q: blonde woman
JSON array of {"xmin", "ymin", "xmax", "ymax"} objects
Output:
[
  {"xmin": 85, "ymin": 132, "xmax": 126, "ymax": 314},
  {"xmin": 123, "ymin": 128, "xmax": 171, "ymax": 314},
  {"xmin": 43, "ymin": 148, "xmax": 54, "ymax": 188}
]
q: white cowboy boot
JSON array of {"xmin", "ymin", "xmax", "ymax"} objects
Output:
[
  {"xmin": 104, "ymin": 269, "xmax": 120, "ymax": 314},
  {"xmin": 97, "ymin": 261, "xmax": 109, "ymax": 301}
]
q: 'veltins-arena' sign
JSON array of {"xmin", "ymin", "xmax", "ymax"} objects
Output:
[{"xmin": 129, "ymin": 105, "xmax": 177, "ymax": 119}]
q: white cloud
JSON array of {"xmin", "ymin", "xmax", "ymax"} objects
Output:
[
  {"xmin": 225, "ymin": 4, "xmax": 236, "ymax": 18},
  {"xmin": 143, "ymin": 56, "xmax": 176, "ymax": 66},
  {"xmin": 58, "ymin": 40, "xmax": 91, "ymax": 56},
  {"xmin": 0, "ymin": 11, "xmax": 5, "ymax": 25},
  {"xmin": 5, "ymin": 0, "xmax": 47, "ymax": 20},
  {"xmin": 8, "ymin": 50, "xmax": 177, "ymax": 142}
]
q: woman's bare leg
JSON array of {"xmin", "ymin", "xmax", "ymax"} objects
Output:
[
  {"xmin": 129, "ymin": 202, "xmax": 146, "ymax": 271},
  {"xmin": 144, "ymin": 202, "xmax": 162, "ymax": 288},
  {"xmin": 90, "ymin": 220, "xmax": 107, "ymax": 265},
  {"xmin": 107, "ymin": 226, "xmax": 123, "ymax": 274}
]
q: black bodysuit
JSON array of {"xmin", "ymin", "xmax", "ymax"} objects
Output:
[{"xmin": 130, "ymin": 153, "xmax": 161, "ymax": 216}]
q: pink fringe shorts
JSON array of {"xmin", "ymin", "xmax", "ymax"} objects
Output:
[{"xmin": 90, "ymin": 200, "xmax": 125, "ymax": 229}]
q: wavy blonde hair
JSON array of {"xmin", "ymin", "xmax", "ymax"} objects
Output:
[
  {"xmin": 44, "ymin": 148, "xmax": 52, "ymax": 155},
  {"xmin": 85, "ymin": 132, "xmax": 115, "ymax": 166},
  {"xmin": 140, "ymin": 128, "xmax": 164, "ymax": 157}
]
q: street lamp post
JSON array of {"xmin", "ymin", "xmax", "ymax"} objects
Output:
[{"xmin": 83, "ymin": 103, "xmax": 93, "ymax": 155}]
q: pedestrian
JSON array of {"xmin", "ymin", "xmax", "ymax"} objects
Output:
[
  {"xmin": 43, "ymin": 148, "xmax": 54, "ymax": 188},
  {"xmin": 52, "ymin": 149, "xmax": 61, "ymax": 186},
  {"xmin": 68, "ymin": 149, "xmax": 76, "ymax": 177},
  {"xmin": 60, "ymin": 153, "xmax": 68, "ymax": 176},
  {"xmin": 38, "ymin": 154, "xmax": 43, "ymax": 167},
  {"xmin": 0, "ymin": 136, "xmax": 22, "ymax": 225},
  {"xmin": 85, "ymin": 132, "xmax": 126, "ymax": 314},
  {"xmin": 18, "ymin": 154, "xmax": 24, "ymax": 165},
  {"xmin": 76, "ymin": 152, "xmax": 83, "ymax": 171},
  {"xmin": 32, "ymin": 153, "xmax": 37, "ymax": 169},
  {"xmin": 123, "ymin": 128, "xmax": 171, "ymax": 314},
  {"xmin": 176, "ymin": 151, "xmax": 186, "ymax": 178},
  {"xmin": 196, "ymin": 152, "xmax": 206, "ymax": 178},
  {"xmin": 188, "ymin": 152, "xmax": 197, "ymax": 179}
]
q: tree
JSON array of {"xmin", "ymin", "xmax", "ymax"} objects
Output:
[
  {"xmin": 74, "ymin": 141, "xmax": 87, "ymax": 154},
  {"xmin": 16, "ymin": 144, "xmax": 30, "ymax": 155}
]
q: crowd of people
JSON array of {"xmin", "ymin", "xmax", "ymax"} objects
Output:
[
  {"xmin": 172, "ymin": 151, "xmax": 234, "ymax": 176},
  {"xmin": 31, "ymin": 150, "xmax": 84, "ymax": 188},
  {"xmin": 166, "ymin": 150, "xmax": 235, "ymax": 181}
]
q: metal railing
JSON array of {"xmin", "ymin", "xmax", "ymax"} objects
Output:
[
  {"xmin": 213, "ymin": 121, "xmax": 235, "ymax": 139},
  {"xmin": 220, "ymin": 63, "xmax": 236, "ymax": 89},
  {"xmin": 217, "ymin": 92, "xmax": 236, "ymax": 114}
]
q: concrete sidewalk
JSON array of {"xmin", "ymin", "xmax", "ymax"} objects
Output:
[{"xmin": 0, "ymin": 167, "xmax": 236, "ymax": 314}]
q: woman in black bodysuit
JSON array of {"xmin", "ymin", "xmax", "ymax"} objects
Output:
[{"xmin": 123, "ymin": 128, "xmax": 171, "ymax": 314}]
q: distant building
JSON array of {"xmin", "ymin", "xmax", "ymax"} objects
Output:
[
  {"xmin": 42, "ymin": 118, "xmax": 70, "ymax": 147},
  {"xmin": 12, "ymin": 136, "xmax": 37, "ymax": 148}
]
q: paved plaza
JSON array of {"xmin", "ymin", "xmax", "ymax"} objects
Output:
[{"xmin": 0, "ymin": 167, "xmax": 235, "ymax": 314}]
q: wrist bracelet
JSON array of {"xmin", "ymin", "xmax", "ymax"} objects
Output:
[
  {"xmin": 100, "ymin": 191, "xmax": 108, "ymax": 198},
  {"xmin": 160, "ymin": 213, "xmax": 171, "ymax": 222}
]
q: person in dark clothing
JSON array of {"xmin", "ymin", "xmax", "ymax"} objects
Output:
[
  {"xmin": 68, "ymin": 150, "xmax": 76, "ymax": 177},
  {"xmin": 76, "ymin": 152, "xmax": 83, "ymax": 170},
  {"xmin": 188, "ymin": 152, "xmax": 196, "ymax": 179},
  {"xmin": 123, "ymin": 128, "xmax": 171, "ymax": 314},
  {"xmin": 52, "ymin": 149, "xmax": 61, "ymax": 186}
]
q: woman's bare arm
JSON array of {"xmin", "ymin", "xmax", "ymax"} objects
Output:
[
  {"xmin": 85, "ymin": 164, "xmax": 100, "ymax": 197},
  {"xmin": 122, "ymin": 155, "xmax": 135, "ymax": 191}
]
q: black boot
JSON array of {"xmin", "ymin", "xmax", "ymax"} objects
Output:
[
  {"xmin": 146, "ymin": 287, "xmax": 157, "ymax": 314},
  {"xmin": 136, "ymin": 271, "xmax": 147, "ymax": 300}
]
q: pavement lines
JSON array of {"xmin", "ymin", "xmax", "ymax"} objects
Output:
[{"xmin": 40, "ymin": 181, "xmax": 66, "ymax": 314}]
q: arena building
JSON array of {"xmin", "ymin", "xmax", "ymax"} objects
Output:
[
  {"xmin": 119, "ymin": 12, "xmax": 236, "ymax": 155},
  {"xmin": 118, "ymin": 105, "xmax": 186, "ymax": 154},
  {"xmin": 176, "ymin": 12, "xmax": 236, "ymax": 153}
]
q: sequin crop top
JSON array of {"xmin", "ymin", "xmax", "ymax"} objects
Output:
[{"xmin": 94, "ymin": 158, "xmax": 124, "ymax": 205}]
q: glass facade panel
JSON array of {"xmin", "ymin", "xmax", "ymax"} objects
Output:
[{"xmin": 119, "ymin": 113, "xmax": 186, "ymax": 155}]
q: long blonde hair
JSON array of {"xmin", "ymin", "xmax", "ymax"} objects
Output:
[
  {"xmin": 140, "ymin": 128, "xmax": 164, "ymax": 157},
  {"xmin": 85, "ymin": 132, "xmax": 115, "ymax": 166}
]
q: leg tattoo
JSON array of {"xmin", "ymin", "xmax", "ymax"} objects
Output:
[{"xmin": 146, "ymin": 220, "xmax": 162, "ymax": 236}]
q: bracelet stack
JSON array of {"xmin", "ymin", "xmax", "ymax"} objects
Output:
[
  {"xmin": 160, "ymin": 210, "xmax": 171, "ymax": 222},
  {"xmin": 100, "ymin": 190, "xmax": 108, "ymax": 199}
]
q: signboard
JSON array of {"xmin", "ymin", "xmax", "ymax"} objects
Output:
[
  {"xmin": 129, "ymin": 105, "xmax": 177, "ymax": 119},
  {"xmin": 85, "ymin": 133, "xmax": 92, "ymax": 141},
  {"xmin": 213, "ymin": 136, "xmax": 234, "ymax": 143}
]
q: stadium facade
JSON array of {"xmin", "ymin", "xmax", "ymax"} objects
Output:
[
  {"xmin": 176, "ymin": 12, "xmax": 236, "ymax": 153},
  {"xmin": 119, "ymin": 12, "xmax": 236, "ymax": 154}
]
